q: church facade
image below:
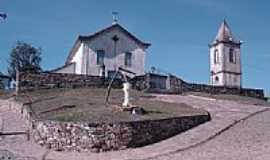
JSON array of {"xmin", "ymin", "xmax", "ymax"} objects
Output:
[
  {"xmin": 53, "ymin": 22, "xmax": 151, "ymax": 78},
  {"xmin": 209, "ymin": 20, "xmax": 242, "ymax": 88}
]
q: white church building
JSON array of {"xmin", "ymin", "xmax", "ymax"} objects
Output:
[
  {"xmin": 209, "ymin": 20, "xmax": 242, "ymax": 88},
  {"xmin": 53, "ymin": 21, "xmax": 151, "ymax": 78},
  {"xmin": 54, "ymin": 18, "xmax": 244, "ymax": 88}
]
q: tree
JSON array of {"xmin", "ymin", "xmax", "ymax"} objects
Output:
[{"xmin": 8, "ymin": 41, "xmax": 42, "ymax": 79}]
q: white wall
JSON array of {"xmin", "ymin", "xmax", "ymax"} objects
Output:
[
  {"xmin": 71, "ymin": 43, "xmax": 84, "ymax": 74},
  {"xmin": 82, "ymin": 27, "xmax": 146, "ymax": 77},
  {"xmin": 210, "ymin": 43, "xmax": 241, "ymax": 87},
  {"xmin": 54, "ymin": 63, "xmax": 76, "ymax": 74}
]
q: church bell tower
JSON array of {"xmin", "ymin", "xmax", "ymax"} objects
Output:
[{"xmin": 209, "ymin": 20, "xmax": 242, "ymax": 88}]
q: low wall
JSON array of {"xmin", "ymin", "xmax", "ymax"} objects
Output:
[
  {"xmin": 181, "ymin": 83, "xmax": 265, "ymax": 99},
  {"xmin": 129, "ymin": 75, "xmax": 149, "ymax": 91},
  {"xmin": 182, "ymin": 82, "xmax": 265, "ymax": 99},
  {"xmin": 32, "ymin": 115, "xmax": 210, "ymax": 152},
  {"xmin": 133, "ymin": 73, "xmax": 265, "ymax": 99},
  {"xmin": 5, "ymin": 99, "xmax": 210, "ymax": 153},
  {"xmin": 18, "ymin": 72, "xmax": 265, "ymax": 99},
  {"xmin": 18, "ymin": 72, "xmax": 122, "ymax": 92},
  {"xmin": 167, "ymin": 75, "xmax": 183, "ymax": 94}
]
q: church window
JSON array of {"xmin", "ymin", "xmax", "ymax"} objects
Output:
[
  {"xmin": 125, "ymin": 52, "xmax": 132, "ymax": 67},
  {"xmin": 96, "ymin": 50, "xmax": 105, "ymax": 65},
  {"xmin": 215, "ymin": 76, "xmax": 219, "ymax": 83},
  {"xmin": 214, "ymin": 49, "xmax": 219, "ymax": 64},
  {"xmin": 229, "ymin": 48, "xmax": 235, "ymax": 63}
]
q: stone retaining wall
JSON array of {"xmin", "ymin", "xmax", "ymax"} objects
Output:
[
  {"xmin": 5, "ymin": 99, "xmax": 210, "ymax": 153},
  {"xmin": 6, "ymin": 99, "xmax": 34, "ymax": 128},
  {"xmin": 18, "ymin": 72, "xmax": 265, "ymax": 99},
  {"xmin": 32, "ymin": 115, "xmax": 210, "ymax": 152},
  {"xmin": 18, "ymin": 72, "xmax": 122, "ymax": 92}
]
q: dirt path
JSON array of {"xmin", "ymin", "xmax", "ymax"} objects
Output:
[
  {"xmin": 150, "ymin": 105, "xmax": 270, "ymax": 160},
  {"xmin": 0, "ymin": 100, "xmax": 47, "ymax": 160}
]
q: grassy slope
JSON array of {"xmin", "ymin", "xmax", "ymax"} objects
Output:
[{"xmin": 17, "ymin": 88, "xmax": 207, "ymax": 123}]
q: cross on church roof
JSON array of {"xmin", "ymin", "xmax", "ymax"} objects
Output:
[{"xmin": 112, "ymin": 11, "xmax": 118, "ymax": 25}]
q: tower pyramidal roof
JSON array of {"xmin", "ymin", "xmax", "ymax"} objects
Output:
[{"xmin": 212, "ymin": 19, "xmax": 241, "ymax": 45}]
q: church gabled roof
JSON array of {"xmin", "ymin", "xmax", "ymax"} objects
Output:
[
  {"xmin": 66, "ymin": 23, "xmax": 151, "ymax": 64},
  {"xmin": 211, "ymin": 20, "xmax": 241, "ymax": 45},
  {"xmin": 78, "ymin": 23, "xmax": 151, "ymax": 47}
]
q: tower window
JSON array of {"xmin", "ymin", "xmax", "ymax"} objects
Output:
[
  {"xmin": 215, "ymin": 76, "xmax": 219, "ymax": 82},
  {"xmin": 125, "ymin": 52, "xmax": 132, "ymax": 67},
  {"xmin": 96, "ymin": 50, "xmax": 105, "ymax": 65},
  {"xmin": 229, "ymin": 48, "xmax": 236, "ymax": 63},
  {"xmin": 214, "ymin": 49, "xmax": 219, "ymax": 64}
]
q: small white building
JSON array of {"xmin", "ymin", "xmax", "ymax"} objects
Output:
[
  {"xmin": 0, "ymin": 72, "xmax": 11, "ymax": 90},
  {"xmin": 209, "ymin": 20, "xmax": 242, "ymax": 88},
  {"xmin": 53, "ymin": 22, "xmax": 151, "ymax": 78}
]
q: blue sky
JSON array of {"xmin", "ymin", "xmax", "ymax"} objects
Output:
[{"xmin": 0, "ymin": 0, "xmax": 269, "ymax": 95}]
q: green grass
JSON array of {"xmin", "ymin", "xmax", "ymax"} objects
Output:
[{"xmin": 17, "ymin": 88, "xmax": 208, "ymax": 123}]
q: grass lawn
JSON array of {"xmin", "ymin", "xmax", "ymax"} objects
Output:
[{"xmin": 17, "ymin": 88, "xmax": 208, "ymax": 123}]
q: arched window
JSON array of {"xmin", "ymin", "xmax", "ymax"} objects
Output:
[
  {"xmin": 125, "ymin": 52, "xmax": 132, "ymax": 67},
  {"xmin": 214, "ymin": 49, "xmax": 219, "ymax": 64},
  {"xmin": 229, "ymin": 48, "xmax": 235, "ymax": 63}
]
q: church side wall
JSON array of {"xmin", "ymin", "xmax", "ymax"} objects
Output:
[{"xmin": 71, "ymin": 43, "xmax": 84, "ymax": 74}]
